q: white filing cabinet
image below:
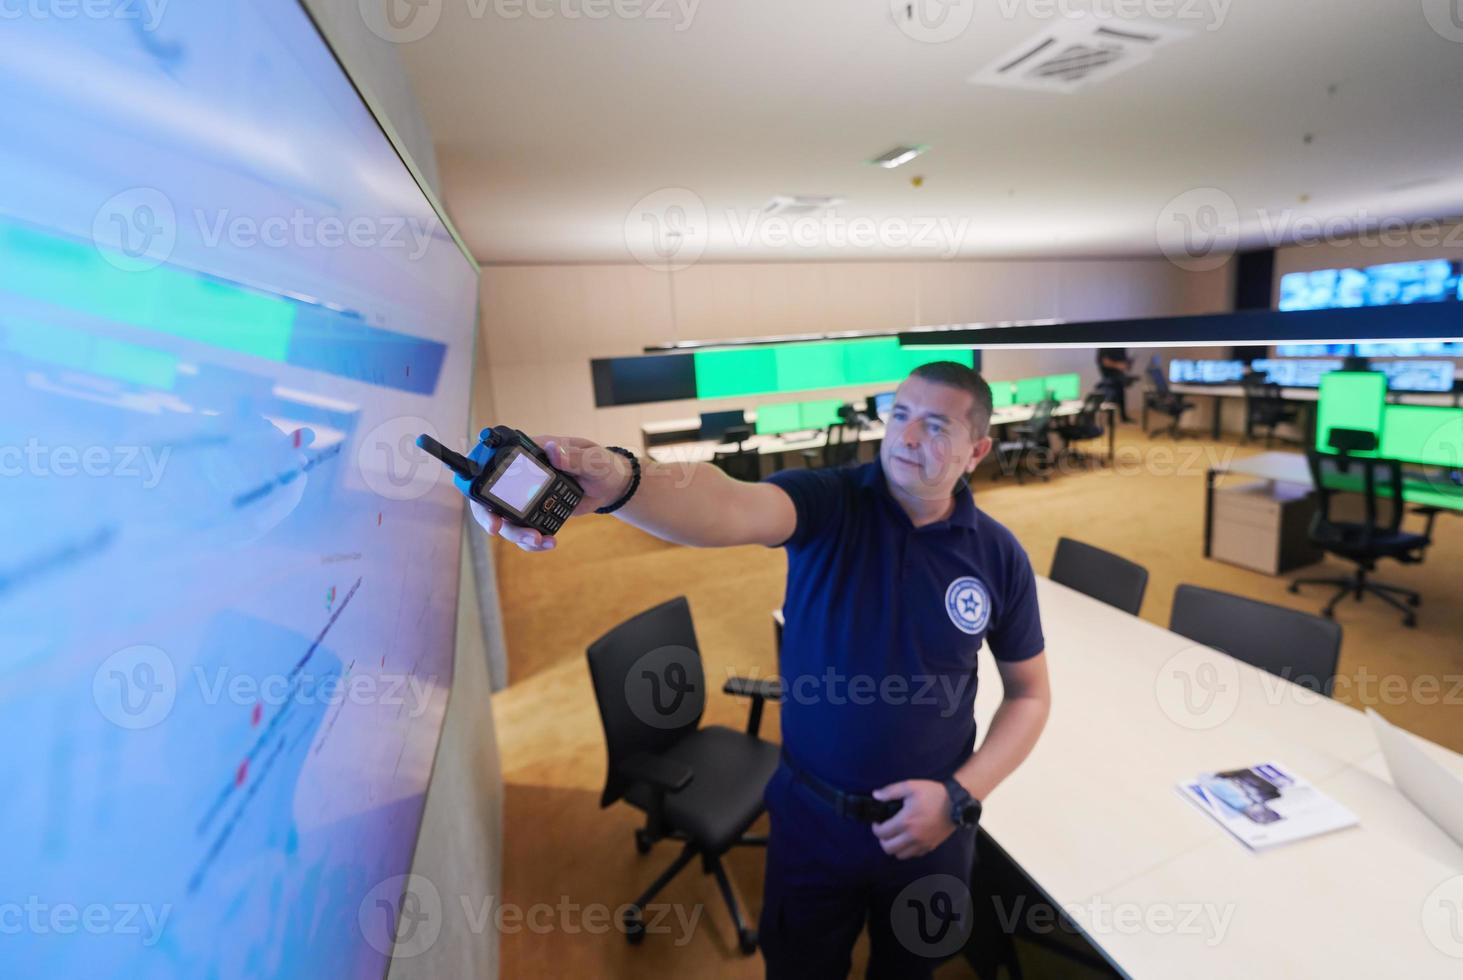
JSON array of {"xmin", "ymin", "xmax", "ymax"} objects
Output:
[{"xmin": 1210, "ymin": 479, "xmax": 1322, "ymax": 574}]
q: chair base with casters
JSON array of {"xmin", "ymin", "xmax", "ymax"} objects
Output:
[
  {"xmin": 1143, "ymin": 397, "xmax": 1193, "ymax": 439},
  {"xmin": 1292, "ymin": 430, "xmax": 1436, "ymax": 629},
  {"xmin": 1289, "ymin": 563, "xmax": 1422, "ymax": 628},
  {"xmin": 587, "ymin": 597, "xmax": 783, "ymax": 956}
]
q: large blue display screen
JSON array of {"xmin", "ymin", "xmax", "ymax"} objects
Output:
[{"xmin": 1, "ymin": 4, "xmax": 479, "ymax": 977}]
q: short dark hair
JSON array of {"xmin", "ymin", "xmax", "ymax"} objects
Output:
[{"xmin": 908, "ymin": 360, "xmax": 994, "ymax": 437}]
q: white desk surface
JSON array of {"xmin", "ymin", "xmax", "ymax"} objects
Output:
[
  {"xmin": 646, "ymin": 399, "xmax": 1092, "ymax": 464},
  {"xmin": 1214, "ymin": 450, "xmax": 1313, "ymax": 485},
  {"xmin": 974, "ymin": 577, "xmax": 1463, "ymax": 978}
]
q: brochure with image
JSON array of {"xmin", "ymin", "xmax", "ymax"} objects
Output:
[{"xmin": 1178, "ymin": 762, "xmax": 1359, "ymax": 850}]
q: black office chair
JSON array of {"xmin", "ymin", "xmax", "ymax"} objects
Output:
[
  {"xmin": 1049, "ymin": 537, "xmax": 1148, "ymax": 615},
  {"xmin": 1241, "ymin": 374, "xmax": 1300, "ymax": 447},
  {"xmin": 712, "ymin": 427, "xmax": 761, "ymax": 482},
  {"xmin": 800, "ymin": 421, "xmax": 861, "ymax": 469},
  {"xmin": 586, "ymin": 597, "xmax": 782, "ymax": 953},
  {"xmin": 1143, "ymin": 363, "xmax": 1194, "ymax": 439},
  {"xmin": 994, "ymin": 396, "xmax": 1056, "ymax": 484},
  {"xmin": 1169, "ymin": 584, "xmax": 1341, "ymax": 696},
  {"xmin": 1053, "ymin": 392, "xmax": 1107, "ymax": 468},
  {"xmin": 1288, "ymin": 428, "xmax": 1434, "ymax": 628}
]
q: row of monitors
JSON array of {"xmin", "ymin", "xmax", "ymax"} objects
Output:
[
  {"xmin": 702, "ymin": 371, "xmax": 1084, "ymax": 440},
  {"xmin": 1169, "ymin": 358, "xmax": 1457, "ymax": 393},
  {"xmin": 1277, "ymin": 259, "xmax": 1462, "ymax": 312},
  {"xmin": 1316, "ymin": 372, "xmax": 1463, "ymax": 469},
  {"xmin": 592, "ymin": 338, "xmax": 978, "ymax": 407},
  {"xmin": 698, "ymin": 400, "xmax": 846, "ymax": 439},
  {"xmin": 1278, "ymin": 342, "xmax": 1463, "ymax": 358}
]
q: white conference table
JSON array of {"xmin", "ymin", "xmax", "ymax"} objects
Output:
[
  {"xmin": 972, "ymin": 577, "xmax": 1463, "ymax": 978},
  {"xmin": 644, "ymin": 399, "xmax": 1113, "ymax": 465}
]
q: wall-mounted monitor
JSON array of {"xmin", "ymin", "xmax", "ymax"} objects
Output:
[
  {"xmin": 1278, "ymin": 259, "xmax": 1462, "ymax": 311},
  {"xmin": 1378, "ymin": 361, "xmax": 1456, "ymax": 394},
  {"xmin": 4, "ymin": 4, "xmax": 480, "ymax": 977},
  {"xmin": 754, "ymin": 402, "xmax": 802, "ymax": 435},
  {"xmin": 1276, "ymin": 343, "xmax": 1355, "ymax": 357},
  {"xmin": 1169, "ymin": 359, "xmax": 1248, "ymax": 385},
  {"xmin": 699, "ymin": 409, "xmax": 747, "ymax": 441},
  {"xmin": 1014, "ymin": 377, "xmax": 1049, "ymax": 405},
  {"xmin": 1253, "ymin": 358, "xmax": 1345, "ymax": 388},
  {"xmin": 1380, "ymin": 406, "xmax": 1463, "ymax": 468},
  {"xmin": 1045, "ymin": 373, "xmax": 1082, "ymax": 401},
  {"xmin": 1355, "ymin": 341, "xmax": 1463, "ymax": 358},
  {"xmin": 799, "ymin": 399, "xmax": 845, "ymax": 431}
]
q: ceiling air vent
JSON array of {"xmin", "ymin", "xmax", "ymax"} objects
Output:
[
  {"xmin": 969, "ymin": 17, "xmax": 1189, "ymax": 93},
  {"xmin": 762, "ymin": 194, "xmax": 844, "ymax": 217}
]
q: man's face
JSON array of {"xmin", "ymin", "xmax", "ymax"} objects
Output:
[{"xmin": 880, "ymin": 376, "xmax": 993, "ymax": 501}]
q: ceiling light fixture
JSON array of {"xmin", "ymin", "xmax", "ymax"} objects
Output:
[{"xmin": 869, "ymin": 144, "xmax": 927, "ymax": 169}]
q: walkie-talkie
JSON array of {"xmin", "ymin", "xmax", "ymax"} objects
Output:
[{"xmin": 417, "ymin": 426, "xmax": 584, "ymax": 536}]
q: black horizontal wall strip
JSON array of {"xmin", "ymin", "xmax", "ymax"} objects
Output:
[{"xmin": 898, "ymin": 303, "xmax": 1463, "ymax": 349}]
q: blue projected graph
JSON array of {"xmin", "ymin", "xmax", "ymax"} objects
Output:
[{"xmin": 1, "ymin": 4, "xmax": 479, "ymax": 978}]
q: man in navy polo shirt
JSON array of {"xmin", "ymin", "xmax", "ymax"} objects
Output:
[{"xmin": 476, "ymin": 361, "xmax": 1051, "ymax": 979}]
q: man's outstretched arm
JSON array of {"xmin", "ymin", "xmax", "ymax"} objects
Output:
[{"xmin": 471, "ymin": 435, "xmax": 796, "ymax": 552}]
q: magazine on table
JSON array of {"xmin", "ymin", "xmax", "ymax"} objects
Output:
[{"xmin": 1178, "ymin": 762, "xmax": 1359, "ymax": 850}]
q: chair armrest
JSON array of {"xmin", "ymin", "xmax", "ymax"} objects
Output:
[
  {"xmin": 723, "ymin": 676, "xmax": 784, "ymax": 701},
  {"xmin": 621, "ymin": 751, "xmax": 693, "ymax": 794},
  {"xmin": 723, "ymin": 676, "xmax": 783, "ymax": 738}
]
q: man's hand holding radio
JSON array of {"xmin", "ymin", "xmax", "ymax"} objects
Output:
[
  {"xmin": 470, "ymin": 436, "xmax": 631, "ymax": 552},
  {"xmin": 469, "ymin": 433, "xmax": 796, "ymax": 554}
]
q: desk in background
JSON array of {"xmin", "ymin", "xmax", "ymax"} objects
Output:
[
  {"xmin": 643, "ymin": 400, "xmax": 1118, "ymax": 468},
  {"xmin": 1204, "ymin": 450, "xmax": 1463, "ymax": 566},
  {"xmin": 1167, "ymin": 383, "xmax": 1455, "ymax": 442}
]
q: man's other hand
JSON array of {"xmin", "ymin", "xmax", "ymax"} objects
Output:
[{"xmin": 870, "ymin": 779, "xmax": 955, "ymax": 859}]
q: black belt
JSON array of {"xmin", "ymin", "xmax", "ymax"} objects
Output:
[{"xmin": 783, "ymin": 755, "xmax": 902, "ymax": 824}]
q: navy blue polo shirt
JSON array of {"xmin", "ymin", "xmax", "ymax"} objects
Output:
[{"xmin": 765, "ymin": 461, "xmax": 1044, "ymax": 792}]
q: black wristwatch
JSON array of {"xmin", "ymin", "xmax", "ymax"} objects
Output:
[{"xmin": 943, "ymin": 778, "xmax": 982, "ymax": 829}]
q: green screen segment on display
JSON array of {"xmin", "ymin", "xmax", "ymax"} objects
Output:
[
  {"xmin": 799, "ymin": 398, "xmax": 843, "ymax": 430},
  {"xmin": 1045, "ymin": 373, "xmax": 1082, "ymax": 401},
  {"xmin": 1379, "ymin": 405, "xmax": 1463, "ymax": 468},
  {"xmin": 1014, "ymin": 377, "xmax": 1049, "ymax": 405},
  {"xmin": 989, "ymin": 382, "xmax": 1015, "ymax": 409},
  {"xmin": 1315, "ymin": 371, "xmax": 1387, "ymax": 455},
  {"xmin": 694, "ymin": 337, "xmax": 973, "ymax": 399},
  {"xmin": 754, "ymin": 402, "xmax": 802, "ymax": 435}
]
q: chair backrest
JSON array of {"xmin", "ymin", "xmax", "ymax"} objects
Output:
[
  {"xmin": 1147, "ymin": 362, "xmax": 1171, "ymax": 395},
  {"xmin": 713, "ymin": 447, "xmax": 761, "ymax": 482},
  {"xmin": 586, "ymin": 597, "xmax": 708, "ymax": 808},
  {"xmin": 1243, "ymin": 377, "xmax": 1286, "ymax": 421},
  {"xmin": 1307, "ymin": 428, "xmax": 1407, "ymax": 542},
  {"xmin": 1169, "ymin": 585, "xmax": 1341, "ymax": 696},
  {"xmin": 1029, "ymin": 394, "xmax": 1056, "ymax": 431},
  {"xmin": 823, "ymin": 423, "xmax": 860, "ymax": 467},
  {"xmin": 722, "ymin": 424, "xmax": 754, "ymax": 451},
  {"xmin": 1073, "ymin": 391, "xmax": 1105, "ymax": 426},
  {"xmin": 1049, "ymin": 537, "xmax": 1148, "ymax": 615}
]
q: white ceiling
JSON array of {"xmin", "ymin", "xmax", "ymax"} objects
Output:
[{"xmin": 395, "ymin": 0, "xmax": 1463, "ymax": 265}]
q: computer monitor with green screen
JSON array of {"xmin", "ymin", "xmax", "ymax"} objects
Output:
[
  {"xmin": 1045, "ymin": 373, "xmax": 1082, "ymax": 401},
  {"xmin": 1014, "ymin": 377, "xmax": 1049, "ymax": 405},
  {"xmin": 1380, "ymin": 405, "xmax": 1463, "ymax": 468},
  {"xmin": 990, "ymin": 382, "xmax": 1016, "ymax": 409},
  {"xmin": 754, "ymin": 402, "xmax": 801, "ymax": 435},
  {"xmin": 1315, "ymin": 371, "xmax": 1387, "ymax": 454},
  {"xmin": 799, "ymin": 398, "xmax": 844, "ymax": 430}
]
